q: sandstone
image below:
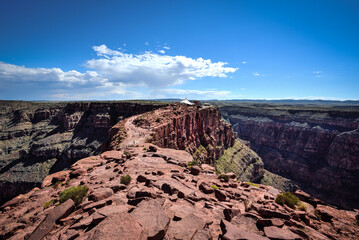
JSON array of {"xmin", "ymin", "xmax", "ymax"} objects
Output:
[
  {"xmin": 70, "ymin": 168, "xmax": 87, "ymax": 178},
  {"xmin": 215, "ymin": 189, "xmax": 227, "ymax": 201},
  {"xmin": 220, "ymin": 219, "xmax": 269, "ymax": 240},
  {"xmin": 263, "ymin": 226, "xmax": 301, "ymax": 240},
  {"xmin": 88, "ymin": 188, "xmax": 114, "ymax": 202},
  {"xmin": 88, "ymin": 212, "xmax": 147, "ymax": 240},
  {"xmin": 166, "ymin": 213, "xmax": 206, "ymax": 239},
  {"xmin": 258, "ymin": 208, "xmax": 291, "ymax": 220},
  {"xmin": 190, "ymin": 166, "xmax": 201, "ymax": 175},
  {"xmin": 27, "ymin": 199, "xmax": 75, "ymax": 240},
  {"xmin": 199, "ymin": 182, "xmax": 214, "ymax": 194},
  {"xmin": 131, "ymin": 199, "xmax": 170, "ymax": 240}
]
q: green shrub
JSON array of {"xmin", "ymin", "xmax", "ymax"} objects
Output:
[
  {"xmin": 187, "ymin": 161, "xmax": 198, "ymax": 168},
  {"xmin": 120, "ymin": 174, "xmax": 132, "ymax": 185},
  {"xmin": 210, "ymin": 185, "xmax": 219, "ymax": 190},
  {"xmin": 218, "ymin": 174, "xmax": 229, "ymax": 182},
  {"xmin": 246, "ymin": 182, "xmax": 259, "ymax": 188},
  {"xmin": 297, "ymin": 202, "xmax": 307, "ymax": 211},
  {"xmin": 59, "ymin": 185, "xmax": 89, "ymax": 205},
  {"xmin": 43, "ymin": 199, "xmax": 55, "ymax": 209},
  {"xmin": 275, "ymin": 192, "xmax": 300, "ymax": 209}
]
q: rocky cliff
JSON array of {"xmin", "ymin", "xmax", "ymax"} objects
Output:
[
  {"xmin": 120, "ymin": 104, "xmax": 235, "ymax": 165},
  {"xmin": 1, "ymin": 113, "xmax": 358, "ymax": 240},
  {"xmin": 0, "ymin": 101, "xmax": 164, "ymax": 205},
  {"xmin": 220, "ymin": 103, "xmax": 359, "ymax": 209}
]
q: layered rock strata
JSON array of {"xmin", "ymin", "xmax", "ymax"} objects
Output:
[
  {"xmin": 221, "ymin": 104, "xmax": 359, "ymax": 209},
  {"xmin": 1, "ymin": 116, "xmax": 358, "ymax": 240},
  {"xmin": 0, "ymin": 101, "xmax": 164, "ymax": 204},
  {"xmin": 112, "ymin": 104, "xmax": 235, "ymax": 165}
]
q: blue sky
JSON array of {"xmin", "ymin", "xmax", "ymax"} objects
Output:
[{"xmin": 1, "ymin": 0, "xmax": 358, "ymax": 100}]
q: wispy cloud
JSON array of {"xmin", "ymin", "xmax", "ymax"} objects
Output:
[
  {"xmin": 158, "ymin": 49, "xmax": 165, "ymax": 54},
  {"xmin": 242, "ymin": 61, "xmax": 247, "ymax": 64},
  {"xmin": 252, "ymin": 72, "xmax": 262, "ymax": 76},
  {"xmin": 86, "ymin": 44, "xmax": 237, "ymax": 87},
  {"xmin": 152, "ymin": 88, "xmax": 231, "ymax": 99},
  {"xmin": 163, "ymin": 46, "xmax": 170, "ymax": 50},
  {"xmin": 313, "ymin": 70, "xmax": 322, "ymax": 78}
]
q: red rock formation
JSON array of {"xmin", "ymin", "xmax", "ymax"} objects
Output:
[
  {"xmin": 1, "ymin": 117, "xmax": 358, "ymax": 239},
  {"xmin": 221, "ymin": 105, "xmax": 359, "ymax": 209},
  {"xmin": 115, "ymin": 104, "xmax": 235, "ymax": 165}
]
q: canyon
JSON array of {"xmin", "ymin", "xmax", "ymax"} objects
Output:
[
  {"xmin": 1, "ymin": 103, "xmax": 358, "ymax": 239},
  {"xmin": 219, "ymin": 101, "xmax": 359, "ymax": 210},
  {"xmin": 0, "ymin": 101, "xmax": 164, "ymax": 204}
]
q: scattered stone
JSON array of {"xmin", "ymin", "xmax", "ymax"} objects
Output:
[
  {"xmin": 190, "ymin": 166, "xmax": 201, "ymax": 175},
  {"xmin": 88, "ymin": 188, "xmax": 114, "ymax": 202},
  {"xmin": 264, "ymin": 226, "xmax": 301, "ymax": 240},
  {"xmin": 27, "ymin": 199, "xmax": 75, "ymax": 240},
  {"xmin": 220, "ymin": 219, "xmax": 269, "ymax": 240},
  {"xmin": 215, "ymin": 189, "xmax": 227, "ymax": 201},
  {"xmin": 131, "ymin": 199, "xmax": 170, "ymax": 240},
  {"xmin": 89, "ymin": 212, "xmax": 147, "ymax": 240},
  {"xmin": 69, "ymin": 168, "xmax": 87, "ymax": 178}
]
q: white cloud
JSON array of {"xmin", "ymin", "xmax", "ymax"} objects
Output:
[
  {"xmin": 145, "ymin": 41, "xmax": 149, "ymax": 46},
  {"xmin": 86, "ymin": 44, "xmax": 237, "ymax": 87},
  {"xmin": 152, "ymin": 88, "xmax": 231, "ymax": 99},
  {"xmin": 163, "ymin": 46, "xmax": 170, "ymax": 50},
  {"xmin": 313, "ymin": 71, "xmax": 321, "ymax": 74},
  {"xmin": 252, "ymin": 72, "xmax": 261, "ymax": 76},
  {"xmin": 242, "ymin": 61, "xmax": 247, "ymax": 64},
  {"xmin": 0, "ymin": 61, "xmax": 108, "ymax": 86},
  {"xmin": 158, "ymin": 49, "xmax": 165, "ymax": 54}
]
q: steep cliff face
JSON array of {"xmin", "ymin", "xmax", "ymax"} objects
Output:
[
  {"xmin": 0, "ymin": 101, "xmax": 164, "ymax": 204},
  {"xmin": 221, "ymin": 104, "xmax": 359, "ymax": 209},
  {"xmin": 121, "ymin": 104, "xmax": 236, "ymax": 165}
]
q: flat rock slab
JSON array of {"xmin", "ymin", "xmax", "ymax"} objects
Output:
[
  {"xmin": 27, "ymin": 199, "xmax": 75, "ymax": 240},
  {"xmin": 88, "ymin": 212, "xmax": 147, "ymax": 240},
  {"xmin": 264, "ymin": 226, "xmax": 301, "ymax": 240},
  {"xmin": 221, "ymin": 219, "xmax": 269, "ymax": 240},
  {"xmin": 166, "ymin": 213, "xmax": 206, "ymax": 239},
  {"xmin": 88, "ymin": 188, "xmax": 114, "ymax": 202},
  {"xmin": 131, "ymin": 199, "xmax": 170, "ymax": 240}
]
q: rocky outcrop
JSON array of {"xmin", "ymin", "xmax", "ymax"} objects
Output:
[
  {"xmin": 1, "ymin": 128, "xmax": 358, "ymax": 239},
  {"xmin": 220, "ymin": 104, "xmax": 359, "ymax": 209},
  {"xmin": 118, "ymin": 104, "xmax": 235, "ymax": 165},
  {"xmin": 0, "ymin": 101, "xmax": 164, "ymax": 205}
]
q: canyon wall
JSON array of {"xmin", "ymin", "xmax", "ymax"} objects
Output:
[
  {"xmin": 0, "ymin": 101, "xmax": 164, "ymax": 204},
  {"xmin": 220, "ymin": 104, "xmax": 359, "ymax": 209},
  {"xmin": 137, "ymin": 104, "xmax": 235, "ymax": 164}
]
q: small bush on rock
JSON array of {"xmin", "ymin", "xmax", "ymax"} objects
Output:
[
  {"xmin": 210, "ymin": 185, "xmax": 219, "ymax": 190},
  {"xmin": 187, "ymin": 161, "xmax": 198, "ymax": 168},
  {"xmin": 59, "ymin": 185, "xmax": 89, "ymax": 205},
  {"xmin": 43, "ymin": 199, "xmax": 56, "ymax": 209},
  {"xmin": 120, "ymin": 174, "xmax": 132, "ymax": 185},
  {"xmin": 275, "ymin": 192, "xmax": 300, "ymax": 209},
  {"xmin": 246, "ymin": 182, "xmax": 259, "ymax": 188},
  {"xmin": 218, "ymin": 174, "xmax": 229, "ymax": 182}
]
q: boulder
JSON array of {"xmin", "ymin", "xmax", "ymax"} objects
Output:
[
  {"xmin": 88, "ymin": 188, "xmax": 114, "ymax": 202},
  {"xmin": 190, "ymin": 166, "xmax": 201, "ymax": 175},
  {"xmin": 199, "ymin": 182, "xmax": 214, "ymax": 194},
  {"xmin": 131, "ymin": 199, "xmax": 170, "ymax": 240},
  {"xmin": 220, "ymin": 219, "xmax": 269, "ymax": 240},
  {"xmin": 263, "ymin": 226, "xmax": 301, "ymax": 240},
  {"xmin": 166, "ymin": 213, "xmax": 206, "ymax": 239},
  {"xmin": 89, "ymin": 212, "xmax": 147, "ymax": 240},
  {"xmin": 215, "ymin": 189, "xmax": 227, "ymax": 201},
  {"xmin": 27, "ymin": 199, "xmax": 75, "ymax": 240}
]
